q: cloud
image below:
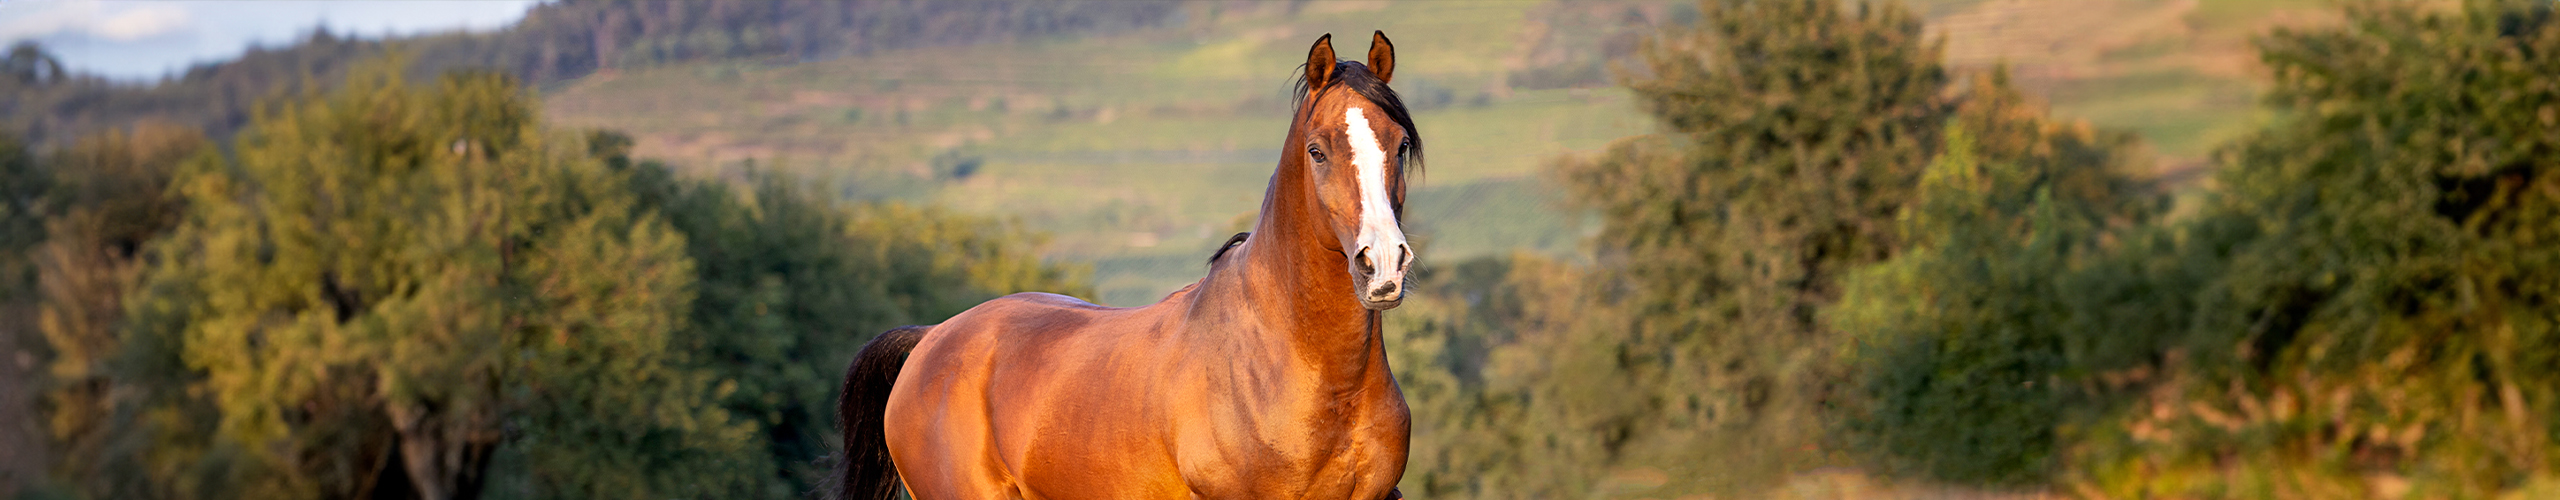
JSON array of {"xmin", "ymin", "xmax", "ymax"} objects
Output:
[
  {"xmin": 0, "ymin": 1, "xmax": 102, "ymax": 41},
  {"xmin": 0, "ymin": 0, "xmax": 535, "ymax": 80},
  {"xmin": 91, "ymin": 5, "xmax": 188, "ymax": 41},
  {"xmin": 0, "ymin": 1, "xmax": 193, "ymax": 43}
]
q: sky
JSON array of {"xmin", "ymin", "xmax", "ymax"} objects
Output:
[{"xmin": 0, "ymin": 0, "xmax": 542, "ymax": 81}]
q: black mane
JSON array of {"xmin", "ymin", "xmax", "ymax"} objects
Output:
[{"xmin": 1207, "ymin": 232, "xmax": 1250, "ymax": 265}]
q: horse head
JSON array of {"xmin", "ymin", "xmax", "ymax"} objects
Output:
[{"xmin": 1293, "ymin": 31, "xmax": 1420, "ymax": 311}]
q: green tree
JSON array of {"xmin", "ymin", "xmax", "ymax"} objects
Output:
[
  {"xmin": 32, "ymin": 122, "xmax": 213, "ymax": 497},
  {"xmin": 1830, "ymin": 73, "xmax": 2153, "ymax": 484},
  {"xmin": 608, "ymin": 146, "xmax": 1086, "ymax": 496},
  {"xmin": 1386, "ymin": 254, "xmax": 1629, "ymax": 498},
  {"xmin": 132, "ymin": 61, "xmax": 759, "ymax": 499},
  {"xmin": 0, "ymin": 133, "xmax": 41, "ymax": 331},
  {"xmin": 2076, "ymin": 1, "xmax": 2560, "ymax": 496},
  {"xmin": 0, "ymin": 132, "xmax": 49, "ymax": 500},
  {"xmin": 0, "ymin": 134, "xmax": 41, "ymax": 307},
  {"xmin": 1390, "ymin": 2, "xmax": 1968, "ymax": 494},
  {"xmin": 13, "ymin": 48, "xmax": 1092, "ymax": 500},
  {"xmin": 3, "ymin": 41, "xmax": 66, "ymax": 86},
  {"xmin": 1545, "ymin": 0, "xmax": 1950, "ymax": 486},
  {"xmin": 1395, "ymin": 2, "xmax": 2163, "ymax": 495}
]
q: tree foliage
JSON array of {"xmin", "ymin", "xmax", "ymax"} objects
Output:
[
  {"xmin": 1388, "ymin": 255, "xmax": 1627, "ymax": 498},
  {"xmin": 2074, "ymin": 1, "xmax": 2560, "ymax": 496},
  {"xmin": 1510, "ymin": 2, "xmax": 1956, "ymax": 489},
  {"xmin": 1389, "ymin": 0, "xmax": 1971, "ymax": 495},
  {"xmin": 0, "ymin": 127, "xmax": 49, "ymax": 500},
  {"xmin": 7, "ymin": 54, "xmax": 1086, "ymax": 499},
  {"xmin": 131, "ymin": 61, "xmax": 762, "ymax": 499},
  {"xmin": 1831, "ymin": 73, "xmax": 2154, "ymax": 484},
  {"xmin": 0, "ymin": 132, "xmax": 42, "ymax": 309},
  {"xmin": 0, "ymin": 134, "xmax": 43, "ymax": 297},
  {"xmin": 611, "ymin": 143, "xmax": 1086, "ymax": 495},
  {"xmin": 4, "ymin": 41, "xmax": 68, "ymax": 86},
  {"xmin": 32, "ymin": 121, "xmax": 211, "ymax": 496},
  {"xmin": 1819, "ymin": 0, "xmax": 2560, "ymax": 495},
  {"xmin": 1559, "ymin": 0, "xmax": 1950, "ymax": 434},
  {"xmin": 506, "ymin": 0, "xmax": 1180, "ymax": 78},
  {"xmin": 1400, "ymin": 1, "xmax": 2159, "ymax": 495}
]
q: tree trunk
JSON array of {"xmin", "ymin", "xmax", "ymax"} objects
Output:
[{"xmin": 386, "ymin": 402, "xmax": 496, "ymax": 500}]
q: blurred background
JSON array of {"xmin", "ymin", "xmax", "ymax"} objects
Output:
[{"xmin": 3, "ymin": 0, "xmax": 2556, "ymax": 498}]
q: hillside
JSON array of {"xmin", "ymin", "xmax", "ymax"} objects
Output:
[
  {"xmin": 0, "ymin": 1, "xmax": 1183, "ymax": 146},
  {"xmin": 545, "ymin": 1, "xmax": 1667, "ymax": 305},
  {"xmin": 542, "ymin": 0, "xmax": 2338, "ymax": 306}
]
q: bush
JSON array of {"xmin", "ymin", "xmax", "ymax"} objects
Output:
[
  {"xmin": 1834, "ymin": 72, "xmax": 2154, "ymax": 484},
  {"xmin": 2075, "ymin": 2, "xmax": 2560, "ymax": 496}
]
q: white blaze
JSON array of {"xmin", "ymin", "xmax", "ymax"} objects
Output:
[
  {"xmin": 1344, "ymin": 107, "xmax": 1410, "ymax": 301},
  {"xmin": 1345, "ymin": 107, "xmax": 1395, "ymax": 229}
]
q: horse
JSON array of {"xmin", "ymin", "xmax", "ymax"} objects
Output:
[{"xmin": 828, "ymin": 31, "xmax": 1423, "ymax": 500}]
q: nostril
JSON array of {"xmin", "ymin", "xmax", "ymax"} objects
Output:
[
  {"xmin": 1354, "ymin": 247, "xmax": 1377, "ymax": 275},
  {"xmin": 1369, "ymin": 282, "xmax": 1399, "ymax": 299},
  {"xmin": 1395, "ymin": 243, "xmax": 1415, "ymax": 268}
]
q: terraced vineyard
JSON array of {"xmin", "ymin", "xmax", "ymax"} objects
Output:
[
  {"xmin": 544, "ymin": 1, "xmax": 1657, "ymax": 305},
  {"xmin": 542, "ymin": 0, "xmax": 2331, "ymax": 309}
]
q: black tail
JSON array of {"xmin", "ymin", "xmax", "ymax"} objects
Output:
[{"xmin": 826, "ymin": 325, "xmax": 929, "ymax": 500}]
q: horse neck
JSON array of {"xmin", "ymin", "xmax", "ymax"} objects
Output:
[{"xmin": 1194, "ymin": 114, "xmax": 1382, "ymax": 381}]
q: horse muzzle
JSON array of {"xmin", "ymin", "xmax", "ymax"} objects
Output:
[{"xmin": 1352, "ymin": 235, "xmax": 1413, "ymax": 310}]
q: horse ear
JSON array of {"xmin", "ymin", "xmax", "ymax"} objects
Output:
[
  {"xmin": 1305, "ymin": 33, "xmax": 1336, "ymax": 93},
  {"xmin": 1367, "ymin": 31, "xmax": 1395, "ymax": 84}
]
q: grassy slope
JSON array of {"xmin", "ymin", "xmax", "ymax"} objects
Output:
[
  {"xmin": 543, "ymin": 0, "xmax": 2333, "ymax": 307},
  {"xmin": 545, "ymin": 1, "xmax": 1651, "ymax": 305},
  {"xmin": 1931, "ymin": 0, "xmax": 2347, "ymax": 176}
]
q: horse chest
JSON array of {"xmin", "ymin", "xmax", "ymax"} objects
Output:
[{"xmin": 1173, "ymin": 380, "xmax": 1407, "ymax": 498}]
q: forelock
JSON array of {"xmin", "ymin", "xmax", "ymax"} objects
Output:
[{"xmin": 1289, "ymin": 61, "xmax": 1423, "ymax": 179}]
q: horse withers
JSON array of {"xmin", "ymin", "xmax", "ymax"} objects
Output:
[{"xmin": 832, "ymin": 31, "xmax": 1422, "ymax": 500}]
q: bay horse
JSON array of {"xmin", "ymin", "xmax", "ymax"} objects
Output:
[{"xmin": 828, "ymin": 32, "xmax": 1422, "ymax": 500}]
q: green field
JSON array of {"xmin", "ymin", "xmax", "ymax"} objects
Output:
[
  {"xmin": 548, "ymin": 0, "xmax": 2293, "ymax": 284},
  {"xmin": 541, "ymin": 0, "xmax": 2333, "ymax": 308},
  {"xmin": 543, "ymin": 1, "xmax": 1658, "ymax": 305}
]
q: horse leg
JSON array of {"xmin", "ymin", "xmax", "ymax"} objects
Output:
[
  {"xmin": 887, "ymin": 427, "xmax": 1023, "ymax": 500},
  {"xmin": 874, "ymin": 321, "xmax": 1028, "ymax": 499}
]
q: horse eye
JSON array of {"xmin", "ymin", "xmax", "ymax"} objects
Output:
[{"xmin": 1307, "ymin": 144, "xmax": 1325, "ymax": 163}]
